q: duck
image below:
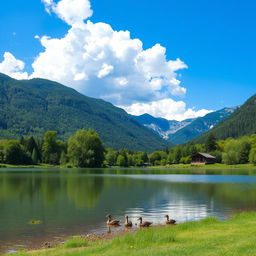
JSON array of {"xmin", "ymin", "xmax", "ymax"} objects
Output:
[
  {"xmin": 137, "ymin": 217, "xmax": 152, "ymax": 227},
  {"xmin": 164, "ymin": 215, "xmax": 176, "ymax": 225},
  {"xmin": 106, "ymin": 214, "xmax": 120, "ymax": 226},
  {"xmin": 125, "ymin": 216, "xmax": 132, "ymax": 227}
]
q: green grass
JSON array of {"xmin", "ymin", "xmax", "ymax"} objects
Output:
[
  {"xmin": 151, "ymin": 163, "xmax": 256, "ymax": 169},
  {"xmin": 0, "ymin": 163, "xmax": 56, "ymax": 168},
  {"xmin": 7, "ymin": 212, "xmax": 256, "ymax": 256},
  {"xmin": 2, "ymin": 163, "xmax": 256, "ymax": 170},
  {"xmin": 63, "ymin": 237, "xmax": 89, "ymax": 248}
]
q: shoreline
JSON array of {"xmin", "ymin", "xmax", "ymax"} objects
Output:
[
  {"xmin": 1, "ymin": 163, "xmax": 256, "ymax": 170},
  {"xmin": 5, "ymin": 212, "xmax": 256, "ymax": 256},
  {"xmin": 2, "ymin": 225, "xmax": 138, "ymax": 255}
]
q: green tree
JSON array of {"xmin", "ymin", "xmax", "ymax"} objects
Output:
[
  {"xmin": 4, "ymin": 140, "xmax": 32, "ymax": 165},
  {"xmin": 0, "ymin": 145, "xmax": 5, "ymax": 163},
  {"xmin": 116, "ymin": 155, "xmax": 126, "ymax": 167},
  {"xmin": 105, "ymin": 149, "xmax": 116, "ymax": 166},
  {"xmin": 141, "ymin": 152, "xmax": 149, "ymax": 163},
  {"xmin": 68, "ymin": 129, "xmax": 105, "ymax": 167},
  {"xmin": 249, "ymin": 147, "xmax": 256, "ymax": 165},
  {"xmin": 205, "ymin": 134, "xmax": 217, "ymax": 152},
  {"xmin": 26, "ymin": 136, "xmax": 41, "ymax": 162},
  {"xmin": 133, "ymin": 152, "xmax": 146, "ymax": 166},
  {"xmin": 42, "ymin": 131, "xmax": 58, "ymax": 163},
  {"xmin": 149, "ymin": 151, "xmax": 167, "ymax": 165},
  {"xmin": 60, "ymin": 151, "xmax": 67, "ymax": 165},
  {"xmin": 222, "ymin": 138, "xmax": 250, "ymax": 164},
  {"xmin": 180, "ymin": 156, "xmax": 191, "ymax": 164},
  {"xmin": 173, "ymin": 147, "xmax": 182, "ymax": 164},
  {"xmin": 32, "ymin": 148, "xmax": 39, "ymax": 164}
]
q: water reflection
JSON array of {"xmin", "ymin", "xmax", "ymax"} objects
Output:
[{"xmin": 0, "ymin": 168, "xmax": 256, "ymax": 253}]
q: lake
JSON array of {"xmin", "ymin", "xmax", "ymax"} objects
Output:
[{"xmin": 1, "ymin": 167, "xmax": 256, "ymax": 253}]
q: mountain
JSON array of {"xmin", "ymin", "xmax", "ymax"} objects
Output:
[
  {"xmin": 132, "ymin": 107, "xmax": 237, "ymax": 145},
  {"xmin": 194, "ymin": 94, "xmax": 256, "ymax": 143},
  {"xmin": 168, "ymin": 107, "xmax": 238, "ymax": 144},
  {"xmin": 131, "ymin": 114, "xmax": 195, "ymax": 139},
  {"xmin": 0, "ymin": 73, "xmax": 169, "ymax": 151}
]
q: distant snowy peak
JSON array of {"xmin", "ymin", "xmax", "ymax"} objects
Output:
[
  {"xmin": 131, "ymin": 107, "xmax": 238, "ymax": 144},
  {"xmin": 131, "ymin": 113, "xmax": 195, "ymax": 139}
]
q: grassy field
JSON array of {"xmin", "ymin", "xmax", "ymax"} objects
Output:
[{"xmin": 8, "ymin": 212, "xmax": 256, "ymax": 256}]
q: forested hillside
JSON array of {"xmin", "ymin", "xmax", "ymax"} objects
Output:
[
  {"xmin": 195, "ymin": 94, "xmax": 256, "ymax": 143},
  {"xmin": 0, "ymin": 73, "xmax": 168, "ymax": 151}
]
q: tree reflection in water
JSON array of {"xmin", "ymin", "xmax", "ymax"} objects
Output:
[{"xmin": 1, "ymin": 168, "xmax": 256, "ymax": 251}]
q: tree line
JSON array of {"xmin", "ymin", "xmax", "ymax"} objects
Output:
[
  {"xmin": 149, "ymin": 133, "xmax": 256, "ymax": 165},
  {"xmin": 1, "ymin": 130, "xmax": 256, "ymax": 167},
  {"xmin": 0, "ymin": 130, "xmax": 104, "ymax": 167},
  {"xmin": 0, "ymin": 129, "xmax": 149, "ymax": 167}
]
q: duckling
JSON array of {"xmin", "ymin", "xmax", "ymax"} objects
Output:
[
  {"xmin": 137, "ymin": 217, "xmax": 152, "ymax": 227},
  {"xmin": 125, "ymin": 216, "xmax": 132, "ymax": 227},
  {"xmin": 164, "ymin": 215, "xmax": 176, "ymax": 225},
  {"xmin": 106, "ymin": 214, "xmax": 120, "ymax": 226}
]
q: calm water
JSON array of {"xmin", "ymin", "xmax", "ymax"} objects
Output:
[{"xmin": 1, "ymin": 168, "xmax": 256, "ymax": 253}]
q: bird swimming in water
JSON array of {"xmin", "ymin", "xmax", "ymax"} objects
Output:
[
  {"xmin": 125, "ymin": 216, "xmax": 132, "ymax": 227},
  {"xmin": 106, "ymin": 214, "xmax": 120, "ymax": 226}
]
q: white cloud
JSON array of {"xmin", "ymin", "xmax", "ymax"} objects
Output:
[
  {"xmin": 122, "ymin": 98, "xmax": 212, "ymax": 121},
  {"xmin": 97, "ymin": 63, "xmax": 114, "ymax": 78},
  {"xmin": 42, "ymin": 0, "xmax": 93, "ymax": 25},
  {"xmin": 0, "ymin": 0, "xmax": 211, "ymax": 121},
  {"xmin": 0, "ymin": 52, "xmax": 28, "ymax": 80},
  {"xmin": 30, "ymin": 20, "xmax": 187, "ymax": 106}
]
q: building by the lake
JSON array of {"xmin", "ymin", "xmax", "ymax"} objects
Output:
[{"xmin": 191, "ymin": 153, "xmax": 216, "ymax": 164}]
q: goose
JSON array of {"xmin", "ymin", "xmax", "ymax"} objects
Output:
[
  {"xmin": 106, "ymin": 214, "xmax": 120, "ymax": 226},
  {"xmin": 164, "ymin": 215, "xmax": 176, "ymax": 225},
  {"xmin": 137, "ymin": 217, "xmax": 152, "ymax": 227},
  {"xmin": 125, "ymin": 216, "xmax": 132, "ymax": 227}
]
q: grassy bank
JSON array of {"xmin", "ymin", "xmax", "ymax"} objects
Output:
[
  {"xmin": 0, "ymin": 163, "xmax": 56, "ymax": 168},
  {"xmin": 151, "ymin": 163, "xmax": 256, "ymax": 169},
  {"xmin": 8, "ymin": 212, "xmax": 256, "ymax": 256},
  {"xmin": 1, "ymin": 163, "xmax": 256, "ymax": 170}
]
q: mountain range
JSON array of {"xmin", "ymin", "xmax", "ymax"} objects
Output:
[
  {"xmin": 132, "ymin": 107, "xmax": 237, "ymax": 144},
  {"xmin": 1, "ymin": 72, "xmax": 254, "ymax": 150},
  {"xmin": 0, "ymin": 73, "xmax": 168, "ymax": 151},
  {"xmin": 168, "ymin": 107, "xmax": 238, "ymax": 144},
  {"xmin": 131, "ymin": 114, "xmax": 195, "ymax": 139}
]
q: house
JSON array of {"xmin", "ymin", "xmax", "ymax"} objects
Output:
[{"xmin": 191, "ymin": 152, "xmax": 216, "ymax": 164}]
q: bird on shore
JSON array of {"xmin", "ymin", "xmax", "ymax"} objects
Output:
[
  {"xmin": 125, "ymin": 216, "xmax": 132, "ymax": 227},
  {"xmin": 164, "ymin": 215, "xmax": 176, "ymax": 225},
  {"xmin": 137, "ymin": 217, "xmax": 152, "ymax": 227},
  {"xmin": 106, "ymin": 214, "xmax": 120, "ymax": 226}
]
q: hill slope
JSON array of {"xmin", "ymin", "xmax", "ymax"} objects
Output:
[
  {"xmin": 168, "ymin": 107, "xmax": 237, "ymax": 144},
  {"xmin": 0, "ymin": 73, "xmax": 168, "ymax": 151},
  {"xmin": 195, "ymin": 94, "xmax": 256, "ymax": 143}
]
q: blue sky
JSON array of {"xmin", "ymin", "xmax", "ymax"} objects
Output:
[{"xmin": 0, "ymin": 0, "xmax": 255, "ymax": 120}]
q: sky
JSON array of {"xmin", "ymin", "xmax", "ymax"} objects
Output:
[{"xmin": 0, "ymin": 0, "xmax": 255, "ymax": 121}]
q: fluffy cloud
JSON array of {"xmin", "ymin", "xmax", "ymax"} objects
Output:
[
  {"xmin": 31, "ymin": 20, "xmax": 187, "ymax": 106},
  {"xmin": 42, "ymin": 0, "xmax": 93, "ymax": 25},
  {"xmin": 122, "ymin": 98, "xmax": 212, "ymax": 121},
  {"xmin": 0, "ymin": 52, "xmax": 28, "ymax": 80},
  {"xmin": 0, "ymin": 0, "xmax": 211, "ymax": 121}
]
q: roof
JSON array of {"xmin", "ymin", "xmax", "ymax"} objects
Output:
[{"xmin": 194, "ymin": 152, "xmax": 216, "ymax": 159}]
